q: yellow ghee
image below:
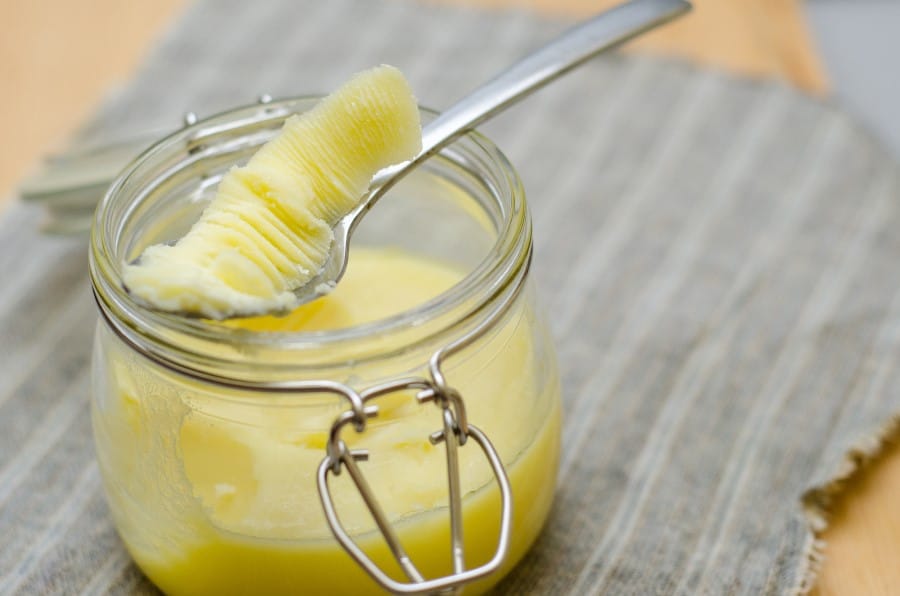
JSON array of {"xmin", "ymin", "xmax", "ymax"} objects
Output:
[
  {"xmin": 121, "ymin": 65, "xmax": 422, "ymax": 319},
  {"xmin": 95, "ymin": 247, "xmax": 560, "ymax": 595}
]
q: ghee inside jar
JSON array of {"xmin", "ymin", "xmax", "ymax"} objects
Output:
[
  {"xmin": 96, "ymin": 246, "xmax": 560, "ymax": 596},
  {"xmin": 94, "ymin": 68, "xmax": 558, "ymax": 596}
]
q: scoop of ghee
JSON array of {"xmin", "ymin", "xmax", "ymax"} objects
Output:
[{"xmin": 123, "ymin": 65, "xmax": 422, "ymax": 319}]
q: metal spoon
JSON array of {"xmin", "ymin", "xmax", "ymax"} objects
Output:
[
  {"xmin": 29, "ymin": 0, "xmax": 689, "ymax": 315},
  {"xmin": 291, "ymin": 0, "xmax": 691, "ymax": 307}
]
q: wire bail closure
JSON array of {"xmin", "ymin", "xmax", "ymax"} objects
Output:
[{"xmin": 316, "ymin": 369, "xmax": 513, "ymax": 595}]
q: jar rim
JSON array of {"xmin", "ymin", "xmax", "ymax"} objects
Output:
[{"xmin": 89, "ymin": 96, "xmax": 531, "ymax": 378}]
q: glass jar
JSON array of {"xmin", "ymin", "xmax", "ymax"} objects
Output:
[{"xmin": 89, "ymin": 98, "xmax": 561, "ymax": 595}]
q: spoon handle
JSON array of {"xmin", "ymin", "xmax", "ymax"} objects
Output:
[{"xmin": 368, "ymin": 0, "xmax": 691, "ymax": 197}]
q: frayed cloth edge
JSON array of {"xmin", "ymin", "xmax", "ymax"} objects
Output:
[{"xmin": 791, "ymin": 413, "xmax": 900, "ymax": 595}]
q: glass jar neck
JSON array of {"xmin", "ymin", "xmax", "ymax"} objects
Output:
[{"xmin": 89, "ymin": 97, "xmax": 532, "ymax": 386}]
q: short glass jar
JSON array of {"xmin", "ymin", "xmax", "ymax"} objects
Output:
[{"xmin": 89, "ymin": 98, "xmax": 561, "ymax": 595}]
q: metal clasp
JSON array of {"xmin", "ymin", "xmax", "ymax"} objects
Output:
[
  {"xmin": 317, "ymin": 374, "xmax": 512, "ymax": 595},
  {"xmin": 314, "ymin": 240, "xmax": 530, "ymax": 594}
]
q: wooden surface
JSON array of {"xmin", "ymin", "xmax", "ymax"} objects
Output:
[
  {"xmin": 1, "ymin": 0, "xmax": 188, "ymax": 205},
  {"xmin": 811, "ymin": 432, "xmax": 900, "ymax": 596},
  {"xmin": 0, "ymin": 1, "xmax": 894, "ymax": 594}
]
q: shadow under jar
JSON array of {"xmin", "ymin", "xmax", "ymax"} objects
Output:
[{"xmin": 89, "ymin": 98, "xmax": 561, "ymax": 595}]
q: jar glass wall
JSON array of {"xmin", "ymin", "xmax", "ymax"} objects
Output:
[{"xmin": 89, "ymin": 99, "xmax": 561, "ymax": 595}]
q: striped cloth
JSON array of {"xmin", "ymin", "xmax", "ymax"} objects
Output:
[{"xmin": 3, "ymin": 0, "xmax": 900, "ymax": 593}]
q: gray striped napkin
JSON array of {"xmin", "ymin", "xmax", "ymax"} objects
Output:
[{"xmin": 2, "ymin": 0, "xmax": 899, "ymax": 594}]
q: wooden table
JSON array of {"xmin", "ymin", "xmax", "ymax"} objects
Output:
[{"xmin": 1, "ymin": 1, "xmax": 894, "ymax": 593}]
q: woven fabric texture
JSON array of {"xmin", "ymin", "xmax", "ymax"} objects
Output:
[{"xmin": 2, "ymin": 0, "xmax": 899, "ymax": 594}]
